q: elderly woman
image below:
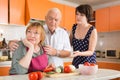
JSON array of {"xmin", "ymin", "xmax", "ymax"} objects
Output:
[{"xmin": 9, "ymin": 22, "xmax": 52, "ymax": 74}]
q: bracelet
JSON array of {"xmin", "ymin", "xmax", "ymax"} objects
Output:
[{"xmin": 56, "ymin": 50, "xmax": 60, "ymax": 57}]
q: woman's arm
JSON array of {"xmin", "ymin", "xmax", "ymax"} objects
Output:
[
  {"xmin": 19, "ymin": 39, "xmax": 34, "ymax": 69},
  {"xmin": 71, "ymin": 28, "xmax": 97, "ymax": 57},
  {"xmin": 10, "ymin": 39, "xmax": 34, "ymax": 74}
]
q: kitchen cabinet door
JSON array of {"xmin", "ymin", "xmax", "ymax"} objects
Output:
[
  {"xmin": 98, "ymin": 62, "xmax": 120, "ymax": 71},
  {"xmin": 64, "ymin": 62, "xmax": 72, "ymax": 67},
  {"xmin": 25, "ymin": 0, "xmax": 64, "ymax": 26},
  {"xmin": 0, "ymin": 0, "xmax": 8, "ymax": 24},
  {"xmin": 10, "ymin": 0, "xmax": 25, "ymax": 25},
  {"xmin": 110, "ymin": 5, "xmax": 120, "ymax": 31},
  {"xmin": 96, "ymin": 7, "xmax": 109, "ymax": 32},
  {"xmin": 0, "ymin": 67, "xmax": 10, "ymax": 76},
  {"xmin": 64, "ymin": 5, "xmax": 75, "ymax": 31},
  {"xmin": 25, "ymin": 0, "xmax": 49, "ymax": 25}
]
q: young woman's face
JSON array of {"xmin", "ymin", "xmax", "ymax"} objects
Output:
[
  {"xmin": 26, "ymin": 27, "xmax": 40, "ymax": 45},
  {"xmin": 76, "ymin": 11, "xmax": 87, "ymax": 25}
]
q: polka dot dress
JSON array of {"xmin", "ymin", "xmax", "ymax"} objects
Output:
[{"xmin": 72, "ymin": 24, "xmax": 96, "ymax": 68}]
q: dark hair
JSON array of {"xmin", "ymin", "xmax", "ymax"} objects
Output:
[{"xmin": 75, "ymin": 4, "xmax": 93, "ymax": 22}]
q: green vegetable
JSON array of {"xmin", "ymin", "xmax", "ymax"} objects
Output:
[
  {"xmin": 46, "ymin": 71, "xmax": 55, "ymax": 74},
  {"xmin": 55, "ymin": 66, "xmax": 64, "ymax": 73},
  {"xmin": 55, "ymin": 67, "xmax": 61, "ymax": 73}
]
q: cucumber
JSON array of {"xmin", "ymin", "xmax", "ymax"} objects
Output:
[
  {"xmin": 55, "ymin": 66, "xmax": 64, "ymax": 73},
  {"xmin": 58, "ymin": 66, "xmax": 64, "ymax": 73},
  {"xmin": 46, "ymin": 71, "xmax": 55, "ymax": 74},
  {"xmin": 55, "ymin": 67, "xmax": 61, "ymax": 73}
]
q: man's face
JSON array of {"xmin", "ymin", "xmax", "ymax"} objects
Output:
[{"xmin": 45, "ymin": 11, "xmax": 61, "ymax": 33}]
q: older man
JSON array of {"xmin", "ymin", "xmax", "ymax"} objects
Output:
[{"xmin": 9, "ymin": 8, "xmax": 71, "ymax": 67}]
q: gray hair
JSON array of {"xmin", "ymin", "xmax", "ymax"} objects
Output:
[{"xmin": 46, "ymin": 8, "xmax": 62, "ymax": 20}]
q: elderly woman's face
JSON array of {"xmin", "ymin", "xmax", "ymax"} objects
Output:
[
  {"xmin": 45, "ymin": 11, "xmax": 61, "ymax": 33},
  {"xmin": 26, "ymin": 27, "xmax": 41, "ymax": 45}
]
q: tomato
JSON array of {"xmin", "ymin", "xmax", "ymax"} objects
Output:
[
  {"xmin": 64, "ymin": 65, "xmax": 71, "ymax": 73},
  {"xmin": 37, "ymin": 71, "xmax": 43, "ymax": 79},
  {"xmin": 84, "ymin": 62, "xmax": 90, "ymax": 66},
  {"xmin": 44, "ymin": 67, "xmax": 54, "ymax": 72},
  {"xmin": 29, "ymin": 72, "xmax": 38, "ymax": 80}
]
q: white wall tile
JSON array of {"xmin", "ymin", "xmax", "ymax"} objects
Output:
[
  {"xmin": 0, "ymin": 24, "xmax": 26, "ymax": 42},
  {"xmin": 96, "ymin": 31, "xmax": 120, "ymax": 51}
]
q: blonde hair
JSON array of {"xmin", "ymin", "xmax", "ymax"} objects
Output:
[{"xmin": 26, "ymin": 22, "xmax": 46, "ymax": 46}]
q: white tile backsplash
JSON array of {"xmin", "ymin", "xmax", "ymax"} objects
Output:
[
  {"xmin": 0, "ymin": 24, "xmax": 26, "ymax": 41},
  {"xmin": 96, "ymin": 31, "xmax": 120, "ymax": 51},
  {"xmin": 0, "ymin": 24, "xmax": 120, "ymax": 51}
]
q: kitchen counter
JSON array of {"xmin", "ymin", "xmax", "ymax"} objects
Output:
[
  {"xmin": 0, "ymin": 69, "xmax": 120, "ymax": 80},
  {"xmin": 0, "ymin": 58, "xmax": 120, "ymax": 67},
  {"xmin": 0, "ymin": 61, "xmax": 11, "ymax": 67}
]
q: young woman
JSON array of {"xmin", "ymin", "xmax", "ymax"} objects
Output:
[{"xmin": 70, "ymin": 4, "xmax": 97, "ymax": 68}]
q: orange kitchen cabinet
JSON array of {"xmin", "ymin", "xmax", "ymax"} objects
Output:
[
  {"xmin": 10, "ymin": 0, "xmax": 25, "ymax": 25},
  {"xmin": 0, "ymin": 0, "xmax": 8, "ymax": 24},
  {"xmin": 109, "ymin": 5, "xmax": 120, "ymax": 31},
  {"xmin": 97, "ymin": 62, "xmax": 120, "ymax": 71},
  {"xmin": 96, "ymin": 7, "xmax": 109, "ymax": 32},
  {"xmin": 25, "ymin": 0, "xmax": 49, "ymax": 25},
  {"xmin": 64, "ymin": 5, "xmax": 75, "ymax": 31},
  {"xmin": 0, "ymin": 67, "xmax": 10, "ymax": 76},
  {"xmin": 25, "ymin": 0, "xmax": 64, "ymax": 26},
  {"xmin": 64, "ymin": 62, "xmax": 72, "ymax": 67}
]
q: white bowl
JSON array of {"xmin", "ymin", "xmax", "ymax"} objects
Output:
[{"xmin": 78, "ymin": 64, "xmax": 98, "ymax": 75}]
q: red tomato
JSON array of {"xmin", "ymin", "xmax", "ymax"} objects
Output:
[
  {"xmin": 44, "ymin": 67, "xmax": 54, "ymax": 72},
  {"xmin": 29, "ymin": 72, "xmax": 38, "ymax": 80},
  {"xmin": 64, "ymin": 65, "xmax": 71, "ymax": 73},
  {"xmin": 84, "ymin": 62, "xmax": 90, "ymax": 66},
  {"xmin": 37, "ymin": 71, "xmax": 43, "ymax": 79},
  {"xmin": 90, "ymin": 63, "xmax": 95, "ymax": 66}
]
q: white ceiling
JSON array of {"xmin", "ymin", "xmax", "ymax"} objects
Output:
[{"xmin": 50, "ymin": 0, "xmax": 120, "ymax": 10}]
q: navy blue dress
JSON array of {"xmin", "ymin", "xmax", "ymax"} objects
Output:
[{"xmin": 72, "ymin": 24, "xmax": 96, "ymax": 68}]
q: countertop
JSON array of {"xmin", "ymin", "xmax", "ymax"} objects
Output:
[
  {"xmin": 0, "ymin": 58, "xmax": 120, "ymax": 67},
  {"xmin": 62, "ymin": 57, "xmax": 120, "ymax": 63},
  {"xmin": 0, "ymin": 69, "xmax": 120, "ymax": 80}
]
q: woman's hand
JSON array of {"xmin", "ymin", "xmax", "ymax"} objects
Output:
[
  {"xmin": 70, "ymin": 51, "xmax": 80, "ymax": 58},
  {"xmin": 22, "ymin": 38, "xmax": 34, "ymax": 49}
]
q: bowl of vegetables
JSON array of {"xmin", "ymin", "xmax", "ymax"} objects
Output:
[{"xmin": 78, "ymin": 62, "xmax": 98, "ymax": 75}]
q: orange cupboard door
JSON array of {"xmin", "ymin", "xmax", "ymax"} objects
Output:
[
  {"xmin": 0, "ymin": 0, "xmax": 8, "ymax": 24},
  {"xmin": 64, "ymin": 5, "xmax": 75, "ymax": 31},
  {"xmin": 95, "ymin": 7, "xmax": 109, "ymax": 32},
  {"xmin": 10, "ymin": 0, "xmax": 25, "ymax": 25},
  {"xmin": 64, "ymin": 62, "xmax": 72, "ymax": 67},
  {"xmin": 0, "ymin": 67, "xmax": 10, "ymax": 76},
  {"xmin": 109, "ymin": 5, "xmax": 120, "ymax": 31},
  {"xmin": 25, "ymin": 0, "xmax": 49, "ymax": 24}
]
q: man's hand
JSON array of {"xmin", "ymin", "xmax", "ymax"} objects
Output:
[
  {"xmin": 8, "ymin": 40, "xmax": 19, "ymax": 52},
  {"xmin": 44, "ymin": 45, "xmax": 57, "ymax": 56}
]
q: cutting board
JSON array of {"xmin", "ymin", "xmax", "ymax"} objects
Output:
[{"xmin": 45, "ymin": 72, "xmax": 80, "ymax": 78}]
